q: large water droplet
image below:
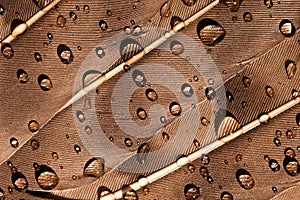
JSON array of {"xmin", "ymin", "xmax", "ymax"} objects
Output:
[
  {"xmin": 38, "ymin": 74, "xmax": 52, "ymax": 91},
  {"xmin": 184, "ymin": 184, "xmax": 200, "ymax": 200},
  {"xmin": 285, "ymin": 60, "xmax": 297, "ymax": 80},
  {"xmin": 83, "ymin": 158, "xmax": 104, "ymax": 178},
  {"xmin": 11, "ymin": 171, "xmax": 28, "ymax": 190},
  {"xmin": 137, "ymin": 143, "xmax": 150, "ymax": 164},
  {"xmin": 181, "ymin": 83, "xmax": 194, "ymax": 97},
  {"xmin": 1, "ymin": 44, "xmax": 14, "ymax": 59},
  {"xmin": 34, "ymin": 164, "xmax": 59, "ymax": 190},
  {"xmin": 197, "ymin": 19, "xmax": 226, "ymax": 46},
  {"xmin": 57, "ymin": 44, "xmax": 73, "ymax": 64},
  {"xmin": 28, "ymin": 120, "xmax": 39, "ymax": 132},
  {"xmin": 283, "ymin": 156, "xmax": 300, "ymax": 176},
  {"xmin": 279, "ymin": 19, "xmax": 296, "ymax": 37},
  {"xmin": 17, "ymin": 69, "xmax": 29, "ymax": 83},
  {"xmin": 236, "ymin": 169, "xmax": 255, "ymax": 190},
  {"xmin": 221, "ymin": 192, "xmax": 233, "ymax": 200},
  {"xmin": 146, "ymin": 89, "xmax": 158, "ymax": 101}
]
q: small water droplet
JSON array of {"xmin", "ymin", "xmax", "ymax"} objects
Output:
[
  {"xmin": 292, "ymin": 89, "xmax": 299, "ymax": 98},
  {"xmin": 241, "ymin": 101, "xmax": 247, "ymax": 108},
  {"xmin": 47, "ymin": 32, "xmax": 53, "ymax": 40},
  {"xmin": 160, "ymin": 116, "xmax": 167, "ymax": 124},
  {"xmin": 193, "ymin": 139, "xmax": 201, "ymax": 149},
  {"xmin": 106, "ymin": 10, "xmax": 112, "ymax": 16},
  {"xmin": 285, "ymin": 60, "xmax": 297, "ymax": 80},
  {"xmin": 31, "ymin": 139, "xmax": 40, "ymax": 150},
  {"xmin": 125, "ymin": 138, "xmax": 133, "ymax": 147},
  {"xmin": 264, "ymin": 0, "xmax": 273, "ymax": 8},
  {"xmin": 221, "ymin": 191, "xmax": 233, "ymax": 200},
  {"xmin": 28, "ymin": 120, "xmax": 39, "ymax": 132},
  {"xmin": 207, "ymin": 176, "xmax": 214, "ymax": 184},
  {"xmin": 242, "ymin": 76, "xmax": 251, "ymax": 88},
  {"xmin": 162, "ymin": 132, "xmax": 169, "ymax": 141},
  {"xmin": 236, "ymin": 169, "xmax": 255, "ymax": 190},
  {"xmin": 197, "ymin": 19, "xmax": 226, "ymax": 46},
  {"xmin": 296, "ymin": 113, "xmax": 300, "ymax": 126},
  {"xmin": 11, "ymin": 171, "xmax": 28, "ymax": 190},
  {"xmin": 224, "ymin": 160, "xmax": 229, "ymax": 164},
  {"xmin": 132, "ymin": 69, "xmax": 146, "ymax": 87},
  {"xmin": 285, "ymin": 148, "xmax": 296, "ymax": 157},
  {"xmin": 69, "ymin": 11, "xmax": 77, "ymax": 20},
  {"xmin": 38, "ymin": 74, "xmax": 52, "ymax": 91},
  {"xmin": 235, "ymin": 154, "xmax": 243, "ymax": 162},
  {"xmin": 169, "ymin": 102, "xmax": 181, "ymax": 116},
  {"xmin": 170, "ymin": 16, "xmax": 184, "ymax": 29},
  {"xmin": 160, "ymin": 1, "xmax": 171, "ymax": 17},
  {"xmin": 205, "ymin": 87, "xmax": 216, "ymax": 100},
  {"xmin": 130, "ymin": 20, "xmax": 135, "ymax": 25},
  {"xmin": 181, "ymin": 0, "xmax": 197, "ymax": 6},
  {"xmin": 181, "ymin": 83, "xmax": 194, "ymax": 97},
  {"xmin": 201, "ymin": 154, "xmax": 210, "ymax": 165},
  {"xmin": 279, "ymin": 19, "xmax": 295, "ymax": 37},
  {"xmin": 7, "ymin": 186, "xmax": 12, "ymax": 194},
  {"xmin": 201, "ymin": 117, "xmax": 210, "ymax": 126},
  {"xmin": 10, "ymin": 138, "xmax": 19, "ymax": 148},
  {"xmin": 243, "ymin": 12, "xmax": 252, "ymax": 22},
  {"xmin": 52, "ymin": 152, "xmax": 58, "ymax": 160},
  {"xmin": 286, "ymin": 130, "xmax": 294, "ymax": 139},
  {"xmin": 56, "ymin": 15, "xmax": 66, "ymax": 27},
  {"xmin": 83, "ymin": 5, "xmax": 90, "ymax": 13},
  {"xmin": 170, "ymin": 40, "xmax": 184, "ymax": 55},
  {"xmin": 124, "ymin": 26, "xmax": 131, "ymax": 34},
  {"xmin": 123, "ymin": 190, "xmax": 138, "ymax": 200},
  {"xmin": 0, "ymin": 5, "xmax": 5, "ymax": 15},
  {"xmin": 1, "ymin": 44, "xmax": 14, "ymax": 59},
  {"xmin": 132, "ymin": 26, "xmax": 142, "ymax": 36},
  {"xmin": 187, "ymin": 164, "xmax": 195, "ymax": 173},
  {"xmin": 17, "ymin": 69, "xmax": 29, "ymax": 83},
  {"xmin": 272, "ymin": 186, "xmax": 278, "ymax": 193},
  {"xmin": 274, "ymin": 138, "xmax": 281, "ymax": 146},
  {"xmin": 146, "ymin": 89, "xmax": 158, "ymax": 101},
  {"xmin": 74, "ymin": 145, "xmax": 81, "ymax": 153},
  {"xmin": 226, "ymin": 91, "xmax": 234, "ymax": 103},
  {"xmin": 269, "ymin": 159, "xmax": 280, "ymax": 172},
  {"xmin": 57, "ymin": 44, "xmax": 73, "ymax": 64},
  {"xmin": 137, "ymin": 108, "xmax": 147, "ymax": 120},
  {"xmin": 0, "ymin": 187, "xmax": 4, "ymax": 199},
  {"xmin": 34, "ymin": 52, "xmax": 42, "ymax": 62},
  {"xmin": 137, "ymin": 143, "xmax": 150, "ymax": 164},
  {"xmin": 266, "ymin": 86, "xmax": 274, "ymax": 98},
  {"xmin": 35, "ymin": 164, "xmax": 59, "ymax": 190},
  {"xmin": 85, "ymin": 126, "xmax": 92, "ymax": 135},
  {"xmin": 184, "ymin": 184, "xmax": 200, "ymax": 200},
  {"xmin": 83, "ymin": 158, "xmax": 104, "ymax": 178},
  {"xmin": 76, "ymin": 111, "xmax": 85, "ymax": 122},
  {"xmin": 95, "ymin": 46, "xmax": 105, "ymax": 58},
  {"xmin": 99, "ymin": 20, "xmax": 108, "ymax": 31},
  {"xmin": 275, "ymin": 130, "xmax": 282, "ymax": 138}
]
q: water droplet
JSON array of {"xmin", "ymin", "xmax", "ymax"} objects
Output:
[
  {"xmin": 235, "ymin": 154, "xmax": 243, "ymax": 162},
  {"xmin": 0, "ymin": 5, "xmax": 5, "ymax": 15},
  {"xmin": 137, "ymin": 143, "xmax": 150, "ymax": 164},
  {"xmin": 283, "ymin": 156, "xmax": 300, "ymax": 176},
  {"xmin": 123, "ymin": 190, "xmax": 138, "ymax": 200},
  {"xmin": 296, "ymin": 113, "xmax": 300, "ymax": 126},
  {"xmin": 201, "ymin": 117, "xmax": 210, "ymax": 126},
  {"xmin": 106, "ymin": 10, "xmax": 112, "ymax": 16},
  {"xmin": 56, "ymin": 15, "xmax": 66, "ymax": 27},
  {"xmin": 0, "ymin": 187, "xmax": 4, "ymax": 199},
  {"xmin": 76, "ymin": 111, "xmax": 85, "ymax": 122},
  {"xmin": 184, "ymin": 184, "xmax": 200, "ymax": 200},
  {"xmin": 69, "ymin": 11, "xmax": 77, "ymax": 20},
  {"xmin": 137, "ymin": 108, "xmax": 147, "ymax": 120},
  {"xmin": 169, "ymin": 102, "xmax": 181, "ymax": 116},
  {"xmin": 292, "ymin": 89, "xmax": 299, "ymax": 98},
  {"xmin": 97, "ymin": 186, "xmax": 112, "ymax": 198},
  {"xmin": 243, "ymin": 12, "xmax": 252, "ymax": 22},
  {"xmin": 31, "ymin": 139, "xmax": 40, "ymax": 150},
  {"xmin": 132, "ymin": 69, "xmax": 146, "ymax": 87},
  {"xmin": 124, "ymin": 26, "xmax": 131, "ymax": 34},
  {"xmin": 181, "ymin": 83, "xmax": 194, "ymax": 97},
  {"xmin": 146, "ymin": 89, "xmax": 158, "ymax": 101},
  {"xmin": 1, "ymin": 44, "xmax": 14, "ymax": 59},
  {"xmin": 123, "ymin": 64, "xmax": 131, "ymax": 72},
  {"xmin": 38, "ymin": 74, "xmax": 52, "ymax": 91},
  {"xmin": 193, "ymin": 139, "xmax": 201, "ymax": 149},
  {"xmin": 241, "ymin": 101, "xmax": 247, "ymax": 108},
  {"xmin": 264, "ymin": 0, "xmax": 273, "ymax": 8},
  {"xmin": 125, "ymin": 138, "xmax": 133, "ymax": 147},
  {"xmin": 224, "ymin": 160, "xmax": 229, "ymax": 164},
  {"xmin": 201, "ymin": 154, "xmax": 210, "ymax": 165},
  {"xmin": 187, "ymin": 164, "xmax": 195, "ymax": 173},
  {"xmin": 130, "ymin": 20, "xmax": 135, "ymax": 25},
  {"xmin": 266, "ymin": 86, "xmax": 274, "ymax": 98},
  {"xmin": 75, "ymin": 6, "xmax": 80, "ymax": 11},
  {"xmin": 28, "ymin": 120, "xmax": 39, "ymax": 132},
  {"xmin": 279, "ymin": 19, "xmax": 295, "ymax": 37},
  {"xmin": 120, "ymin": 38, "xmax": 143, "ymax": 61},
  {"xmin": 242, "ymin": 76, "xmax": 251, "ymax": 88},
  {"xmin": 160, "ymin": 116, "xmax": 167, "ymax": 123},
  {"xmin": 34, "ymin": 52, "xmax": 42, "ymax": 62},
  {"xmin": 170, "ymin": 40, "xmax": 184, "ymax": 55},
  {"xmin": 85, "ymin": 126, "xmax": 92, "ymax": 135},
  {"xmin": 99, "ymin": 20, "xmax": 108, "ymax": 31},
  {"xmin": 95, "ymin": 46, "xmax": 105, "ymax": 58},
  {"xmin": 193, "ymin": 76, "xmax": 199, "ymax": 81},
  {"xmin": 205, "ymin": 87, "xmax": 216, "ymax": 100},
  {"xmin": 286, "ymin": 130, "xmax": 294, "ymax": 139},
  {"xmin": 162, "ymin": 132, "xmax": 169, "ymax": 141},
  {"xmin": 143, "ymin": 187, "xmax": 149, "ymax": 195},
  {"xmin": 272, "ymin": 186, "xmax": 278, "ymax": 193},
  {"xmin": 269, "ymin": 159, "xmax": 280, "ymax": 171},
  {"xmin": 226, "ymin": 91, "xmax": 234, "ymax": 103},
  {"xmin": 285, "ymin": 148, "xmax": 296, "ymax": 157},
  {"xmin": 34, "ymin": 164, "xmax": 59, "ymax": 190},
  {"xmin": 74, "ymin": 145, "xmax": 81, "ymax": 153},
  {"xmin": 11, "ymin": 171, "xmax": 28, "ymax": 190},
  {"xmin": 285, "ymin": 60, "xmax": 297, "ymax": 79},
  {"xmin": 197, "ymin": 19, "xmax": 226, "ymax": 46},
  {"xmin": 7, "ymin": 186, "xmax": 12, "ymax": 194},
  {"xmin": 170, "ymin": 16, "xmax": 184, "ymax": 29},
  {"xmin": 275, "ymin": 130, "xmax": 282, "ymax": 138},
  {"xmin": 181, "ymin": 0, "xmax": 197, "ymax": 6},
  {"xmin": 160, "ymin": 1, "xmax": 171, "ymax": 17},
  {"xmin": 236, "ymin": 169, "xmax": 255, "ymax": 190},
  {"xmin": 57, "ymin": 44, "xmax": 73, "ymax": 64},
  {"xmin": 274, "ymin": 138, "xmax": 281, "ymax": 146},
  {"xmin": 83, "ymin": 158, "xmax": 104, "ymax": 178},
  {"xmin": 83, "ymin": 5, "xmax": 90, "ymax": 13},
  {"xmin": 47, "ymin": 32, "xmax": 53, "ymax": 40},
  {"xmin": 17, "ymin": 69, "xmax": 29, "ymax": 83},
  {"xmin": 10, "ymin": 138, "xmax": 18, "ymax": 148},
  {"xmin": 207, "ymin": 176, "xmax": 214, "ymax": 184},
  {"xmin": 221, "ymin": 192, "xmax": 233, "ymax": 200},
  {"xmin": 132, "ymin": 26, "xmax": 142, "ymax": 36}
]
